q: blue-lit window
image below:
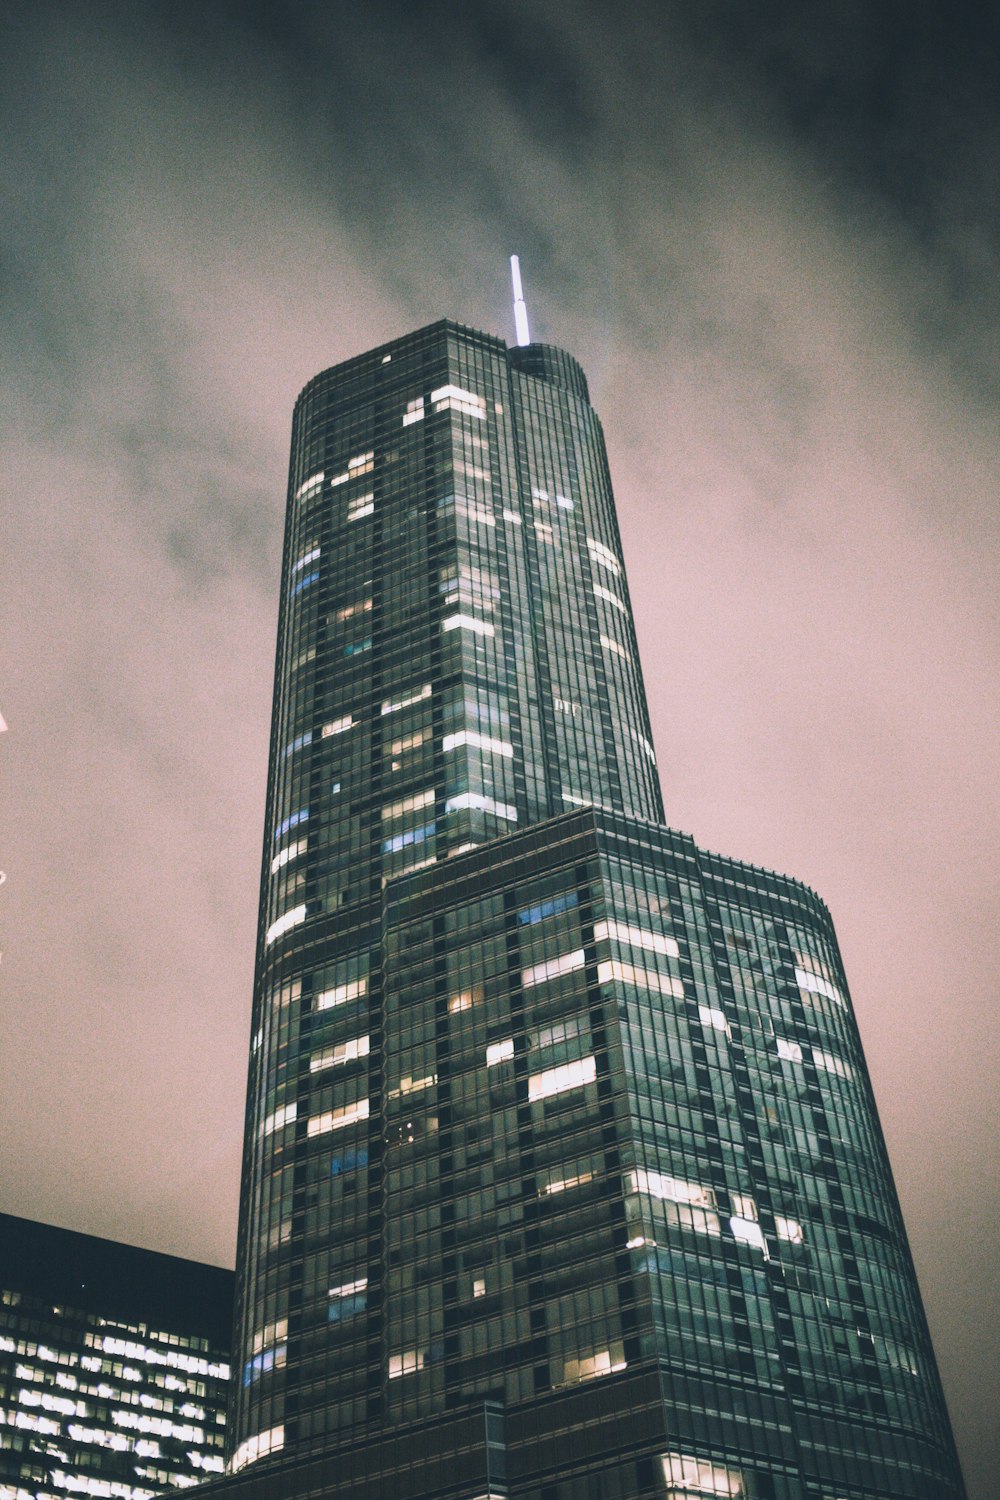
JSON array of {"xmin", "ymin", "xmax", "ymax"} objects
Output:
[
  {"xmin": 330, "ymin": 1147, "xmax": 368, "ymax": 1176},
  {"xmin": 243, "ymin": 1347, "xmax": 282, "ymax": 1386},
  {"xmin": 274, "ymin": 808, "xmax": 309, "ymax": 841},
  {"xmin": 283, "ymin": 730, "xmax": 313, "ymax": 759},
  {"xmin": 344, "ymin": 638, "xmax": 373, "ymax": 658},
  {"xmin": 328, "ymin": 1291, "xmax": 367, "ymax": 1323},
  {"xmin": 382, "ymin": 822, "xmax": 435, "ymax": 855},
  {"xmin": 291, "ymin": 570, "xmax": 319, "ymax": 596},
  {"xmin": 517, "ymin": 891, "xmax": 578, "ymax": 926}
]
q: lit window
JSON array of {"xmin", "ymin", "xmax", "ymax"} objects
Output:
[
  {"xmin": 473, "ymin": 1277, "xmax": 486, "ymax": 1298},
  {"xmin": 812, "ymin": 1047, "xmax": 853, "ymax": 1079},
  {"xmin": 291, "ymin": 569, "xmax": 319, "ymax": 597},
  {"xmin": 486, "ymin": 1038, "xmax": 514, "ymax": 1067},
  {"xmin": 347, "ymin": 493, "xmax": 375, "ymax": 521},
  {"xmin": 265, "ymin": 905, "xmax": 306, "ymax": 946},
  {"xmin": 593, "ymin": 582, "xmax": 627, "ymax": 614},
  {"xmin": 448, "ymin": 987, "xmax": 479, "ymax": 1013},
  {"xmin": 388, "ymin": 1076, "xmax": 435, "ymax": 1106},
  {"xmin": 698, "ymin": 1005, "xmax": 730, "ymax": 1037},
  {"xmin": 442, "ymin": 728, "xmax": 513, "ymax": 758},
  {"xmin": 775, "ymin": 1215, "xmax": 804, "ymax": 1244},
  {"xmin": 776, "ymin": 1037, "xmax": 804, "ymax": 1063},
  {"xmin": 661, "ymin": 1450, "xmax": 743, "ymax": 1497},
  {"xmin": 270, "ymin": 838, "xmax": 306, "ymax": 874},
  {"xmin": 559, "ymin": 1347, "xmax": 625, "ymax": 1386},
  {"xmin": 336, "ymin": 597, "xmax": 372, "ymax": 621},
  {"xmin": 381, "ymin": 683, "xmax": 432, "ymax": 715},
  {"xmin": 231, "ymin": 1425, "xmax": 284, "ymax": 1473},
  {"xmin": 445, "ymin": 791, "xmax": 516, "ymax": 821},
  {"xmin": 438, "ymin": 494, "xmax": 496, "ymax": 527},
  {"xmin": 597, "ymin": 957, "xmax": 683, "ymax": 999},
  {"xmin": 307, "ymin": 1098, "xmax": 371, "ymax": 1136},
  {"xmin": 795, "ymin": 965, "xmax": 845, "ymax": 1007},
  {"xmin": 540, "ymin": 1169, "xmax": 594, "ymax": 1196},
  {"xmin": 328, "ymin": 1278, "xmax": 368, "ymax": 1322},
  {"xmin": 518, "ymin": 891, "xmax": 578, "ymax": 925},
  {"xmin": 601, "ymin": 633, "xmax": 631, "ymax": 662},
  {"xmin": 316, "ymin": 977, "xmax": 367, "ymax": 1010},
  {"xmin": 729, "ymin": 1196, "xmax": 767, "ymax": 1253},
  {"xmin": 382, "ymin": 821, "xmax": 435, "ymax": 854},
  {"xmin": 309, "ymin": 1036, "xmax": 370, "ymax": 1072},
  {"xmin": 274, "ymin": 807, "xmax": 308, "ymax": 840},
  {"xmin": 295, "ymin": 472, "xmax": 323, "ymax": 501},
  {"xmin": 292, "ymin": 546, "xmax": 320, "ymax": 572},
  {"xmin": 628, "ymin": 1167, "xmax": 715, "ymax": 1212},
  {"xmin": 390, "ymin": 727, "xmax": 431, "ymax": 755},
  {"xmin": 502, "ymin": 507, "xmax": 522, "ymax": 525},
  {"xmin": 261, "ymin": 1102, "xmax": 296, "ymax": 1136},
  {"xmin": 387, "ymin": 1349, "xmax": 425, "ymax": 1379},
  {"xmin": 382, "ymin": 788, "xmax": 435, "ymax": 820},
  {"xmin": 441, "ymin": 612, "xmax": 495, "ymax": 637},
  {"xmin": 430, "ymin": 383, "xmax": 486, "ymax": 418},
  {"xmin": 521, "ymin": 949, "xmax": 586, "ymax": 988},
  {"xmin": 282, "ymin": 729, "xmax": 313, "ymax": 759},
  {"xmin": 330, "ymin": 452, "xmax": 374, "ymax": 485},
  {"xmin": 587, "ymin": 537, "xmax": 620, "ymax": 575},
  {"xmin": 594, "ymin": 918, "xmax": 678, "ymax": 957},
  {"xmin": 528, "ymin": 1055, "xmax": 596, "ymax": 1102},
  {"xmin": 321, "ymin": 714, "xmax": 354, "ymax": 737},
  {"xmin": 626, "ymin": 724, "xmax": 657, "ymax": 760},
  {"xmin": 402, "ymin": 397, "xmax": 424, "ymax": 426},
  {"xmin": 328, "ymin": 1276, "xmax": 368, "ymax": 1304}
]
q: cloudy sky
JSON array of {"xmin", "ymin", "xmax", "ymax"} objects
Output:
[{"xmin": 1, "ymin": 2, "xmax": 997, "ymax": 1493}]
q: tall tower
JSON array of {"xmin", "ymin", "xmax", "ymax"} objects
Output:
[{"xmin": 222, "ymin": 319, "xmax": 967, "ymax": 1500}]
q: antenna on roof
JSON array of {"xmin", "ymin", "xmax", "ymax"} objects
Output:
[{"xmin": 510, "ymin": 255, "xmax": 531, "ymax": 346}]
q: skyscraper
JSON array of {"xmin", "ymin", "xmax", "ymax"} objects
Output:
[
  {"xmin": 0, "ymin": 1213, "xmax": 232, "ymax": 1499},
  {"xmin": 221, "ymin": 318, "xmax": 966, "ymax": 1499}
]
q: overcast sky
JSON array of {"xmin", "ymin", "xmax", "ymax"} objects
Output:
[{"xmin": 1, "ymin": 3, "xmax": 997, "ymax": 1494}]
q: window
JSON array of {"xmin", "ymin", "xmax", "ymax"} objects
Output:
[
  {"xmin": 430, "ymin": 383, "xmax": 486, "ymax": 419},
  {"xmin": 597, "ymin": 957, "xmax": 683, "ymax": 999},
  {"xmin": 528, "ymin": 1055, "xmax": 596, "ymax": 1102},
  {"xmin": 601, "ymin": 634, "xmax": 631, "ymax": 663},
  {"xmin": 307, "ymin": 1098, "xmax": 370, "ymax": 1137},
  {"xmin": 381, "ymin": 683, "xmax": 432, "ymax": 716},
  {"xmin": 270, "ymin": 839, "xmax": 307, "ymax": 874},
  {"xmin": 594, "ymin": 918, "xmax": 678, "ymax": 957},
  {"xmin": 309, "ymin": 1036, "xmax": 370, "ymax": 1072},
  {"xmin": 795, "ymin": 965, "xmax": 845, "ymax": 1008},
  {"xmin": 330, "ymin": 452, "xmax": 374, "ymax": 486},
  {"xmin": 486, "ymin": 1038, "xmax": 514, "ymax": 1067},
  {"xmin": 274, "ymin": 808, "xmax": 308, "ymax": 841},
  {"xmin": 518, "ymin": 891, "xmax": 578, "ymax": 926},
  {"xmin": 445, "ymin": 791, "xmax": 516, "ymax": 821},
  {"xmin": 593, "ymin": 582, "xmax": 627, "ymax": 614},
  {"xmin": 402, "ymin": 397, "xmax": 424, "ymax": 426},
  {"xmin": 321, "ymin": 715, "xmax": 354, "ymax": 737},
  {"xmin": 442, "ymin": 612, "xmax": 495, "ymax": 638},
  {"xmin": 387, "ymin": 1349, "xmax": 425, "ymax": 1379},
  {"xmin": 295, "ymin": 472, "xmax": 323, "ymax": 501},
  {"xmin": 260, "ymin": 1103, "xmax": 296, "ymax": 1136},
  {"xmin": 442, "ymin": 728, "xmax": 513, "ymax": 758},
  {"xmin": 587, "ymin": 537, "xmax": 620, "ymax": 575},
  {"xmin": 521, "ymin": 949, "xmax": 586, "ymax": 988},
  {"xmin": 265, "ymin": 905, "xmax": 306, "ymax": 946}
]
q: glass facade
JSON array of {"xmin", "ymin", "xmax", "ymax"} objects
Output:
[
  {"xmin": 0, "ymin": 1214, "xmax": 231, "ymax": 1499},
  {"xmin": 223, "ymin": 322, "xmax": 967, "ymax": 1499}
]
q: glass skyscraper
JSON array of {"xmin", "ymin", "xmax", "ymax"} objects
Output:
[{"xmin": 222, "ymin": 320, "xmax": 966, "ymax": 1499}]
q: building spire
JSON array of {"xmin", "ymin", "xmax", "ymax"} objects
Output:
[{"xmin": 510, "ymin": 254, "xmax": 531, "ymax": 346}]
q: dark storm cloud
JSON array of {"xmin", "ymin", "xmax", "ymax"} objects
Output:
[{"xmin": 1, "ymin": 3, "xmax": 996, "ymax": 1495}]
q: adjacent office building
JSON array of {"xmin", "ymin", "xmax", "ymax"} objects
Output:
[
  {"xmin": 218, "ymin": 319, "xmax": 966, "ymax": 1498},
  {"xmin": 0, "ymin": 1213, "xmax": 232, "ymax": 1499}
]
